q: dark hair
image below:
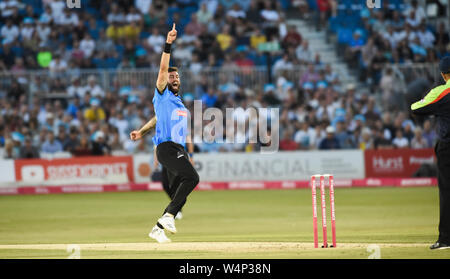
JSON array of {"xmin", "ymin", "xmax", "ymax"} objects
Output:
[{"xmin": 168, "ymin": 67, "xmax": 178, "ymax": 73}]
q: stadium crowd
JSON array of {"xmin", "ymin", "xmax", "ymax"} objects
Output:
[{"xmin": 0, "ymin": 0, "xmax": 444, "ymax": 159}]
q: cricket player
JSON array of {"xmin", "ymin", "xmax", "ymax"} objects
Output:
[
  {"xmin": 130, "ymin": 24, "xmax": 199, "ymax": 243},
  {"xmin": 411, "ymin": 56, "xmax": 450, "ymax": 249}
]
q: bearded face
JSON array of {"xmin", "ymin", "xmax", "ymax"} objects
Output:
[{"xmin": 168, "ymin": 71, "xmax": 180, "ymax": 94}]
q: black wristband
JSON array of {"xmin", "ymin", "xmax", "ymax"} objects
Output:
[{"xmin": 164, "ymin": 43, "xmax": 171, "ymax": 54}]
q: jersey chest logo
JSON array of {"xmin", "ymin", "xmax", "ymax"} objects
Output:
[{"xmin": 176, "ymin": 110, "xmax": 188, "ymax": 117}]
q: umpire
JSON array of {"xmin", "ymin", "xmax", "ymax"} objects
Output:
[{"xmin": 411, "ymin": 56, "xmax": 450, "ymax": 249}]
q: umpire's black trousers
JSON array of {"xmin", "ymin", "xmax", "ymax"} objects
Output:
[
  {"xmin": 435, "ymin": 140, "xmax": 450, "ymax": 243},
  {"xmin": 156, "ymin": 141, "xmax": 199, "ymax": 216}
]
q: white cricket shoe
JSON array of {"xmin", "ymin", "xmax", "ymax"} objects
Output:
[
  {"xmin": 175, "ymin": 211, "xmax": 183, "ymax": 220},
  {"xmin": 149, "ymin": 225, "xmax": 171, "ymax": 243},
  {"xmin": 158, "ymin": 213, "xmax": 177, "ymax": 234}
]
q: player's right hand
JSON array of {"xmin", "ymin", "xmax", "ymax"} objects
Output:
[
  {"xmin": 130, "ymin": 130, "xmax": 142, "ymax": 141},
  {"xmin": 166, "ymin": 23, "xmax": 177, "ymax": 44}
]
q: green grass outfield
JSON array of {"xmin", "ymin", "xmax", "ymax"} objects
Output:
[{"xmin": 0, "ymin": 187, "xmax": 449, "ymax": 259}]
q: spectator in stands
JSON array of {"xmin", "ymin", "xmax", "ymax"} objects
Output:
[
  {"xmin": 91, "ymin": 131, "xmax": 111, "ymax": 156},
  {"xmin": 19, "ymin": 136, "xmax": 40, "ymax": 159},
  {"xmin": 359, "ymin": 128, "xmax": 373, "ymax": 150},
  {"xmin": 41, "ymin": 130, "xmax": 63, "ymax": 154},
  {"xmin": 345, "ymin": 30, "xmax": 365, "ymax": 68},
  {"xmin": 227, "ymin": 3, "xmax": 246, "ymax": 19},
  {"xmin": 216, "ymin": 24, "xmax": 233, "ymax": 51},
  {"xmin": 48, "ymin": 54, "xmax": 68, "ymax": 78},
  {"xmin": 411, "ymin": 127, "xmax": 427, "ymax": 149},
  {"xmin": 20, "ymin": 17, "xmax": 35, "ymax": 41},
  {"xmin": 299, "ymin": 63, "xmax": 319, "ymax": 85},
  {"xmin": 63, "ymin": 127, "xmax": 80, "ymax": 154},
  {"xmin": 392, "ymin": 129, "xmax": 409, "ymax": 148},
  {"xmin": 196, "ymin": 2, "xmax": 213, "ymax": 24},
  {"xmin": 1, "ymin": 19, "xmax": 19, "ymax": 45},
  {"xmin": 84, "ymin": 75, "xmax": 104, "ymax": 98},
  {"xmin": 260, "ymin": 0, "xmax": 280, "ymax": 39},
  {"xmin": 334, "ymin": 120, "xmax": 352, "ymax": 149},
  {"xmin": 108, "ymin": 126, "xmax": 123, "ymax": 151},
  {"xmin": 6, "ymin": 77, "xmax": 22, "ymax": 100},
  {"xmin": 319, "ymin": 126, "xmax": 340, "ymax": 150},
  {"xmin": 279, "ymin": 129, "xmax": 298, "ymax": 151},
  {"xmin": 417, "ymin": 23, "xmax": 435, "ymax": 49},
  {"xmin": 422, "ymin": 119, "xmax": 437, "ymax": 148},
  {"xmin": 436, "ymin": 22, "xmax": 449, "ymax": 53},
  {"xmin": 80, "ymin": 33, "xmax": 96, "ymax": 59},
  {"xmin": 184, "ymin": 13, "xmax": 205, "ymax": 38},
  {"xmin": 84, "ymin": 98, "xmax": 106, "ymax": 123},
  {"xmin": 3, "ymin": 139, "xmax": 16, "ymax": 159},
  {"xmin": 404, "ymin": 0, "xmax": 426, "ymax": 24},
  {"xmin": 283, "ymin": 25, "xmax": 302, "ymax": 49},
  {"xmin": 146, "ymin": 27, "xmax": 165, "ymax": 53},
  {"xmin": 135, "ymin": 0, "xmax": 152, "ymax": 15},
  {"xmin": 67, "ymin": 77, "xmax": 86, "ymax": 98},
  {"xmin": 69, "ymin": 133, "xmax": 89, "ymax": 156},
  {"xmin": 317, "ymin": 0, "xmax": 330, "ymax": 31}
]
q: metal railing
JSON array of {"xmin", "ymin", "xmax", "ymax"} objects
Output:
[
  {"xmin": 0, "ymin": 63, "xmax": 442, "ymax": 105},
  {"xmin": 0, "ymin": 65, "xmax": 326, "ymax": 102}
]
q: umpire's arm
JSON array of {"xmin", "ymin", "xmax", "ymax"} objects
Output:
[{"xmin": 411, "ymin": 87, "xmax": 442, "ymax": 116}]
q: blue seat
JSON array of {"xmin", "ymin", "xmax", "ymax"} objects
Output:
[
  {"xmin": 139, "ymin": 31, "xmax": 150, "ymax": 39},
  {"xmin": 89, "ymin": 29, "xmax": 99, "ymax": 40},
  {"xmin": 97, "ymin": 20, "xmax": 107, "ymax": 30},
  {"xmin": 337, "ymin": 28, "xmax": 353, "ymax": 45},
  {"xmin": 307, "ymin": 0, "xmax": 317, "ymax": 10},
  {"xmin": 328, "ymin": 17, "xmax": 339, "ymax": 33},
  {"xmin": 115, "ymin": 45, "xmax": 124, "ymax": 55},
  {"xmin": 105, "ymin": 57, "xmax": 120, "ymax": 68}
]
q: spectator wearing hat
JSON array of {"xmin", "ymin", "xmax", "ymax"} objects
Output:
[
  {"xmin": 91, "ymin": 131, "xmax": 111, "ymax": 156},
  {"xmin": 346, "ymin": 30, "xmax": 365, "ymax": 68},
  {"xmin": 20, "ymin": 17, "xmax": 34, "ymax": 41},
  {"xmin": 319, "ymin": 126, "xmax": 340, "ymax": 150},
  {"xmin": 262, "ymin": 84, "xmax": 281, "ymax": 106},
  {"xmin": 84, "ymin": 98, "xmax": 106, "ymax": 122}
]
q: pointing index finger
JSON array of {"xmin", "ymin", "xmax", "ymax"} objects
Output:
[{"xmin": 172, "ymin": 23, "xmax": 176, "ymax": 30}]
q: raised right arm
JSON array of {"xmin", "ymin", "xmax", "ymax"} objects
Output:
[{"xmin": 156, "ymin": 23, "xmax": 177, "ymax": 93}]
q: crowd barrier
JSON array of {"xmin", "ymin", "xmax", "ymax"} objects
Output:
[{"xmin": 0, "ymin": 148, "xmax": 437, "ymax": 195}]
